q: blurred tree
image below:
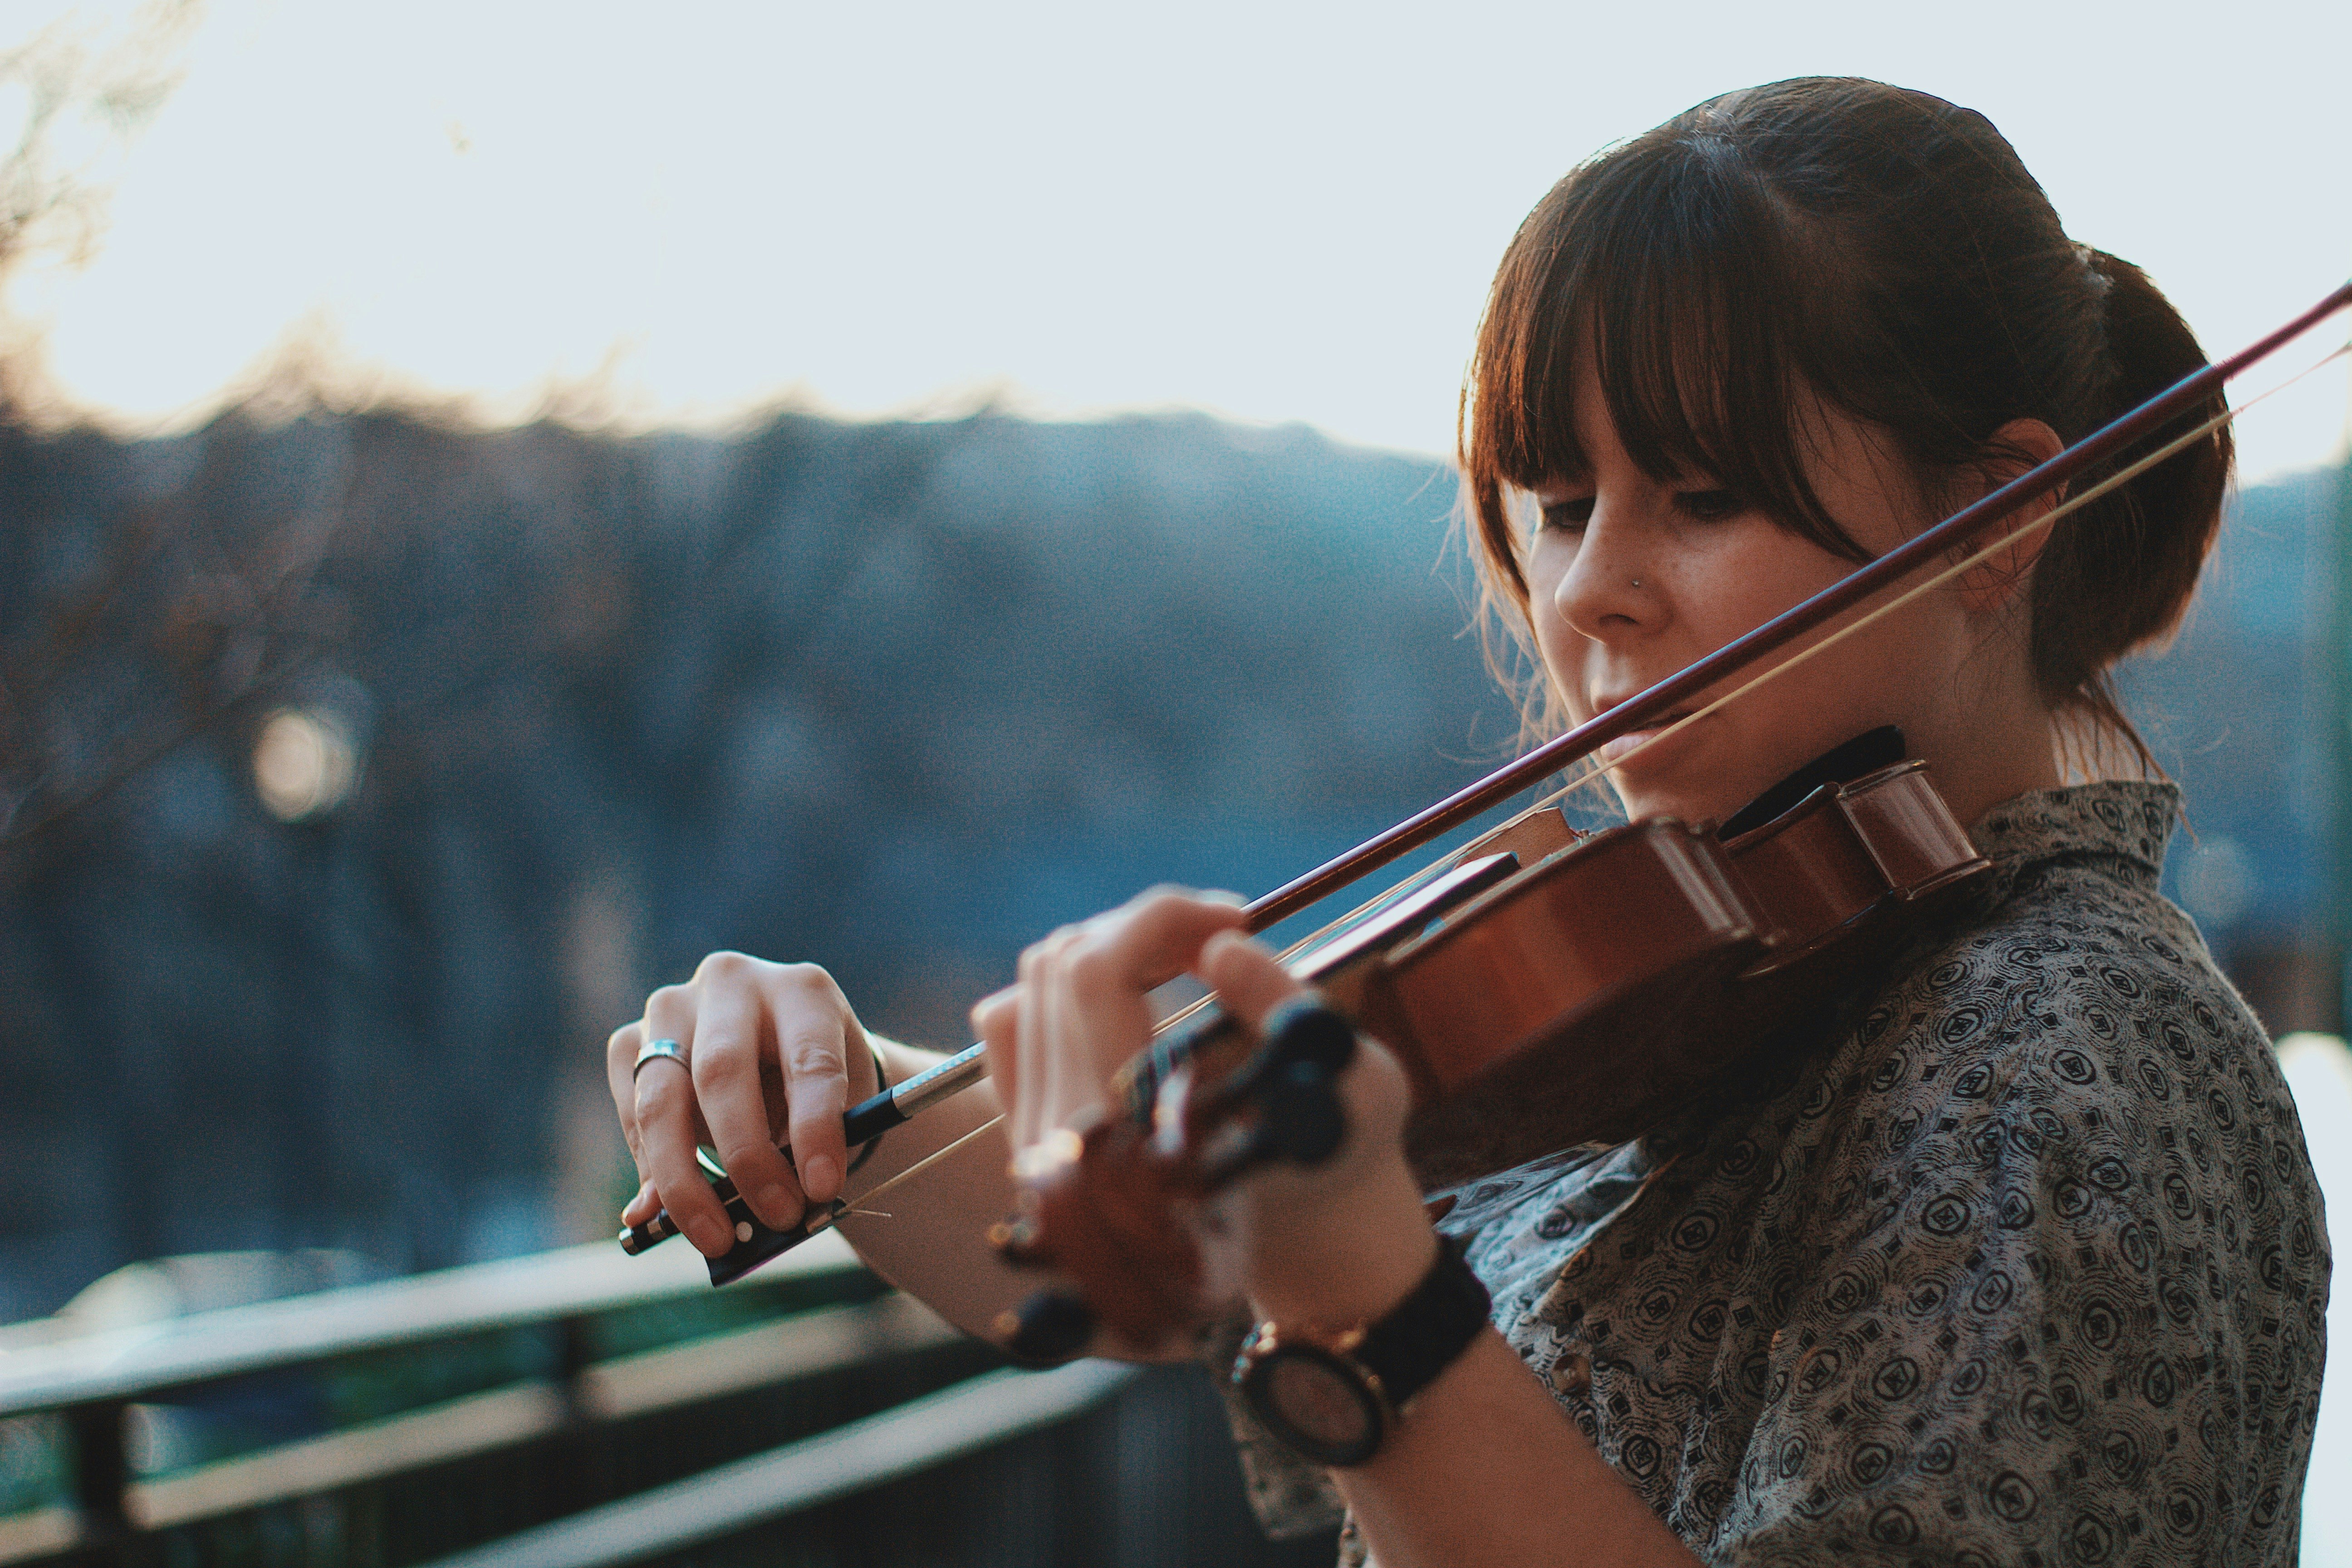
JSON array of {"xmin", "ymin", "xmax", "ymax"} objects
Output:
[{"xmin": 0, "ymin": 399, "xmax": 1503, "ymax": 1319}]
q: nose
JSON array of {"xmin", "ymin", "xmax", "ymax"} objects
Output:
[{"xmin": 1550, "ymin": 502, "xmax": 1655, "ymax": 645}]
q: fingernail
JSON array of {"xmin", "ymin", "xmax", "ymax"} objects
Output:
[
  {"xmin": 755, "ymin": 1184, "xmax": 794, "ymax": 1224},
  {"xmin": 802, "ymin": 1155, "xmax": 839, "ymax": 1201}
]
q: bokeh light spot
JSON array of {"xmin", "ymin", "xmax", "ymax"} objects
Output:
[{"xmin": 251, "ymin": 707, "xmax": 354, "ymax": 821}]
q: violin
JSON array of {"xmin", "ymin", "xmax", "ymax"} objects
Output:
[
  {"xmin": 620, "ymin": 279, "xmax": 2352, "ymax": 1306},
  {"xmin": 991, "ymin": 733, "xmax": 1990, "ymax": 1356},
  {"xmin": 1107, "ymin": 727, "xmax": 1980, "ymax": 1186}
]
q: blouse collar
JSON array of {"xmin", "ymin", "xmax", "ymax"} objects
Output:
[{"xmin": 1968, "ymin": 780, "xmax": 2182, "ymax": 888}]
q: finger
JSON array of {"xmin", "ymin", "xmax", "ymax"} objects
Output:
[
  {"xmin": 974, "ymin": 983, "xmax": 1022, "ymax": 1128},
  {"xmin": 1038, "ymin": 925, "xmax": 1108, "ymax": 1134},
  {"xmin": 636, "ymin": 1063, "xmax": 731, "ymax": 1254},
  {"xmin": 635, "ymin": 984, "xmax": 730, "ymax": 1256},
  {"xmin": 969, "ymin": 982, "xmax": 1016, "ymax": 1105},
  {"xmin": 772, "ymin": 967, "xmax": 855, "ymax": 1206},
  {"xmin": 620, "ymin": 1176, "xmax": 657, "ymax": 1226},
  {"xmin": 691, "ymin": 960, "xmax": 804, "ymax": 1229},
  {"xmin": 1048, "ymin": 889, "xmax": 1248, "ymax": 1105},
  {"xmin": 606, "ymin": 1020, "xmax": 647, "ymax": 1175},
  {"xmin": 970, "ymin": 984, "xmax": 1017, "ymax": 1041},
  {"xmin": 1012, "ymin": 933, "xmax": 1061, "ymax": 1148},
  {"xmin": 1196, "ymin": 929, "xmax": 1308, "ymax": 1031},
  {"xmin": 1073, "ymin": 887, "xmax": 1251, "ymax": 1003}
]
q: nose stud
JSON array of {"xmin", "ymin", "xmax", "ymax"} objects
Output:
[{"xmin": 1631, "ymin": 577, "xmax": 1642, "ymax": 588}]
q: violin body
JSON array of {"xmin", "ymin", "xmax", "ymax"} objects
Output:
[
  {"xmin": 1377, "ymin": 759, "xmax": 1988, "ymax": 1185},
  {"xmin": 999, "ymin": 759, "xmax": 1989, "ymax": 1354},
  {"xmin": 624, "ymin": 279, "xmax": 2348, "ymax": 1304}
]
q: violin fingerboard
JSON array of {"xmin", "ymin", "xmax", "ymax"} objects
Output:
[{"xmin": 1117, "ymin": 1004, "xmax": 1230, "ymax": 1120}]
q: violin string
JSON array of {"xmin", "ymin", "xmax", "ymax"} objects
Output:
[
  {"xmin": 1132, "ymin": 851, "xmax": 1466, "ymax": 1094},
  {"xmin": 1264, "ymin": 854, "xmax": 1461, "ymax": 960},
  {"xmin": 850, "ymin": 337, "xmax": 2345, "ymax": 1212},
  {"xmin": 1537, "ymin": 338, "xmax": 2352, "ymax": 811},
  {"xmin": 1254, "ymin": 745, "xmax": 1633, "ymax": 967},
  {"xmin": 839, "ymin": 1112, "xmax": 1007, "ymax": 1218},
  {"xmin": 1146, "ymin": 336, "xmax": 2345, "ymax": 1039},
  {"xmin": 1245, "ymin": 782, "xmax": 1601, "ymax": 995}
]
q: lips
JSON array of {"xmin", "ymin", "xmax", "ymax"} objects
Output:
[
  {"xmin": 1588, "ymin": 702, "xmax": 1697, "ymax": 765},
  {"xmin": 1589, "ymin": 693, "xmax": 1693, "ymax": 729}
]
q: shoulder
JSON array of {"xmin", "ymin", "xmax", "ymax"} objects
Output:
[
  {"xmin": 1861, "ymin": 782, "xmax": 2248, "ymax": 1123},
  {"xmin": 1817, "ymin": 781, "xmax": 2308, "ymax": 1284},
  {"xmin": 1851, "ymin": 781, "xmax": 2275, "ymax": 1172},
  {"xmin": 1689, "ymin": 784, "xmax": 2328, "ymax": 1563},
  {"xmin": 1508, "ymin": 782, "xmax": 2327, "ymax": 1559}
]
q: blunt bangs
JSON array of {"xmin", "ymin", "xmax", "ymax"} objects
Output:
[
  {"xmin": 1465, "ymin": 125, "xmax": 1870, "ymax": 611},
  {"xmin": 1458, "ymin": 76, "xmax": 2227, "ymax": 763}
]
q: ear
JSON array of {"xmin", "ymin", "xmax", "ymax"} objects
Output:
[{"xmin": 1952, "ymin": 418, "xmax": 2066, "ymax": 616}]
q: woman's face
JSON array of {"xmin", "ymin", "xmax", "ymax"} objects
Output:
[{"xmin": 1526, "ymin": 360, "xmax": 2004, "ymax": 828}]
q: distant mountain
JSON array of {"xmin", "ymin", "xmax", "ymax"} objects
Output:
[
  {"xmin": 0, "ymin": 401, "xmax": 2334, "ymax": 1321},
  {"xmin": 0, "ymin": 407, "xmax": 1510, "ymax": 1318}
]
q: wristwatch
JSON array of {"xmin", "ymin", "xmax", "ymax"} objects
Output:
[{"xmin": 1231, "ymin": 1237, "xmax": 1491, "ymax": 1467}]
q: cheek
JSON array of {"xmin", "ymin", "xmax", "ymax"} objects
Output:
[
  {"xmin": 1524, "ymin": 546, "xmax": 1579, "ymax": 657},
  {"xmin": 1528, "ymin": 602, "xmax": 1593, "ymax": 711},
  {"xmin": 1683, "ymin": 536, "xmax": 1855, "ymax": 659}
]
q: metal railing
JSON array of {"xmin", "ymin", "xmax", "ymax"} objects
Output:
[
  {"xmin": 0, "ymin": 1235, "xmax": 1142, "ymax": 1566},
  {"xmin": 413, "ymin": 1361, "xmax": 1135, "ymax": 1568}
]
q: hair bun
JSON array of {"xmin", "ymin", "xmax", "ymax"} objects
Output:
[
  {"xmin": 2027, "ymin": 247, "xmax": 2232, "ymax": 706},
  {"xmin": 1457, "ymin": 80, "xmax": 2234, "ymax": 769},
  {"xmin": 2081, "ymin": 250, "xmax": 2206, "ymax": 421}
]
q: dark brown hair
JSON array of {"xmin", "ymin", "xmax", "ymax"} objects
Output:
[{"xmin": 1459, "ymin": 77, "xmax": 2230, "ymax": 766}]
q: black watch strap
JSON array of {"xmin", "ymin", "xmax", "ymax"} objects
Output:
[
  {"xmin": 1236, "ymin": 1235, "xmax": 1493, "ymax": 1467},
  {"xmin": 1354, "ymin": 1236, "xmax": 1492, "ymax": 1408}
]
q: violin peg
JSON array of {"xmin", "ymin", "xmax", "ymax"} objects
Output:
[
  {"xmin": 1198, "ymin": 1060, "xmax": 1349, "ymax": 1186},
  {"xmin": 1218, "ymin": 998, "xmax": 1356, "ymax": 1105},
  {"xmin": 1259, "ymin": 1060, "xmax": 1348, "ymax": 1165}
]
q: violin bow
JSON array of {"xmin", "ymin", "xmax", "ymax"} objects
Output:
[
  {"xmin": 1248, "ymin": 276, "xmax": 2352, "ymax": 926},
  {"xmin": 632, "ymin": 276, "xmax": 2352, "ymax": 1281},
  {"xmin": 1529, "ymin": 323, "xmax": 2352, "ymax": 818}
]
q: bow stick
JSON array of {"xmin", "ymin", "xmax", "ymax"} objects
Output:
[{"xmin": 627, "ymin": 275, "xmax": 2352, "ymax": 1283}]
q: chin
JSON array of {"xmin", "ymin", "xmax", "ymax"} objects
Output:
[
  {"xmin": 1602, "ymin": 745, "xmax": 1756, "ymax": 828},
  {"xmin": 1610, "ymin": 779, "xmax": 1732, "ymax": 828}
]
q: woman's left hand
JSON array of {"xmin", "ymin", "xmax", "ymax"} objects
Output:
[
  {"xmin": 970, "ymin": 887, "xmax": 1437, "ymax": 1336},
  {"xmin": 974, "ymin": 887, "xmax": 1700, "ymax": 1568}
]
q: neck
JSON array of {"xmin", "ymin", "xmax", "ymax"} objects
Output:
[{"xmin": 1916, "ymin": 699, "xmax": 2065, "ymax": 830}]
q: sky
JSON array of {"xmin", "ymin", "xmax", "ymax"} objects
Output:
[
  {"xmin": 3, "ymin": 5, "xmax": 2349, "ymax": 1553},
  {"xmin": 0, "ymin": 0, "xmax": 2345, "ymax": 482}
]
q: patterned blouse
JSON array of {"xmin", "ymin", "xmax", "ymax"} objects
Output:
[{"xmin": 1223, "ymin": 783, "xmax": 2330, "ymax": 1566}]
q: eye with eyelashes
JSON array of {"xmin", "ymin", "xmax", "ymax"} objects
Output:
[
  {"xmin": 1535, "ymin": 496, "xmax": 1593, "ymax": 534},
  {"xmin": 1534, "ymin": 486, "xmax": 1749, "ymax": 536}
]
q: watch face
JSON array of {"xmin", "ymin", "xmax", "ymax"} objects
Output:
[{"xmin": 1245, "ymin": 1346, "xmax": 1386, "ymax": 1468}]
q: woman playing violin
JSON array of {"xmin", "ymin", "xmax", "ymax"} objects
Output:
[{"xmin": 609, "ymin": 77, "xmax": 2327, "ymax": 1567}]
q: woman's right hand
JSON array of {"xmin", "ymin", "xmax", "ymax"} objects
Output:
[{"xmin": 606, "ymin": 952, "xmax": 882, "ymax": 1259}]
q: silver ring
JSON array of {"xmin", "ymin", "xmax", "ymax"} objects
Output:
[{"xmin": 633, "ymin": 1037, "xmax": 690, "ymax": 1081}]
